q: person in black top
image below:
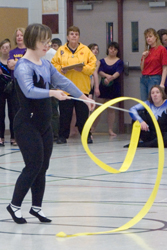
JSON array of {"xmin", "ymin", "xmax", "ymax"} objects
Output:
[
  {"xmin": 0, "ymin": 38, "xmax": 14, "ymax": 146},
  {"xmin": 6, "ymin": 23, "xmax": 95, "ymax": 224}
]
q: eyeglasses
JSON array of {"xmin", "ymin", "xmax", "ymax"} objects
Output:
[
  {"xmin": 41, "ymin": 40, "xmax": 51, "ymax": 46},
  {"xmin": 1, "ymin": 46, "xmax": 10, "ymax": 50}
]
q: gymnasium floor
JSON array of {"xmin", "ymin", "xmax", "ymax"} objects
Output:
[{"xmin": 0, "ymin": 133, "xmax": 167, "ymax": 250}]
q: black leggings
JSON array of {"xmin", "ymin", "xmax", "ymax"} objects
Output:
[
  {"xmin": 133, "ymin": 110, "xmax": 167, "ymax": 148},
  {"xmin": 138, "ymin": 131, "xmax": 167, "ymax": 147},
  {"xmin": 11, "ymin": 123, "xmax": 53, "ymax": 207}
]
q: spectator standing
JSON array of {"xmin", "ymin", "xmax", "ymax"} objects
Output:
[
  {"xmin": 0, "ymin": 39, "xmax": 14, "ymax": 146},
  {"xmin": 8, "ymin": 28, "xmax": 26, "ymax": 145},
  {"xmin": 51, "ymin": 26, "xmax": 96, "ymax": 144},
  {"xmin": 91, "ymin": 42, "xmax": 124, "ymax": 136},
  {"xmin": 43, "ymin": 43, "xmax": 59, "ymax": 140},
  {"xmin": 88, "ymin": 43, "xmax": 99, "ymax": 99},
  {"xmin": 157, "ymin": 29, "xmax": 167, "ymax": 48},
  {"xmin": 49, "ymin": 38, "xmax": 62, "ymax": 140},
  {"xmin": 157, "ymin": 29, "xmax": 167, "ymax": 94},
  {"xmin": 42, "ymin": 43, "xmax": 56, "ymax": 62},
  {"xmin": 51, "ymin": 38, "xmax": 62, "ymax": 51},
  {"xmin": 140, "ymin": 28, "xmax": 167, "ymax": 101}
]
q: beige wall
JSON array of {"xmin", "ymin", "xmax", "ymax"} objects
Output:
[
  {"xmin": 73, "ymin": 0, "xmax": 117, "ymax": 60},
  {"xmin": 74, "ymin": 0, "xmax": 167, "ymax": 66},
  {"xmin": 73, "ymin": 0, "xmax": 167, "ymax": 126}
]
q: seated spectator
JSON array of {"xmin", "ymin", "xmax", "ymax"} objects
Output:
[{"xmin": 125, "ymin": 85, "xmax": 167, "ymax": 147}]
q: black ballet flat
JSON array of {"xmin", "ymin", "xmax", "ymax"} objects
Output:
[
  {"xmin": 6, "ymin": 205, "xmax": 27, "ymax": 224},
  {"xmin": 29, "ymin": 208, "xmax": 52, "ymax": 223}
]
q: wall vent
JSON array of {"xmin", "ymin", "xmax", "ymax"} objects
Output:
[
  {"xmin": 149, "ymin": 1, "xmax": 166, "ymax": 7},
  {"xmin": 76, "ymin": 4, "xmax": 93, "ymax": 10}
]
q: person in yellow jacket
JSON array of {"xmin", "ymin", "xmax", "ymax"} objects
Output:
[{"xmin": 51, "ymin": 26, "xmax": 96, "ymax": 144}]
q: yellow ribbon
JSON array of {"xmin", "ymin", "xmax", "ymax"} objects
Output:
[{"xmin": 56, "ymin": 97, "xmax": 164, "ymax": 238}]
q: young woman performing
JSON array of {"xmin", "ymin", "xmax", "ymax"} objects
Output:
[{"xmin": 6, "ymin": 23, "xmax": 94, "ymax": 224}]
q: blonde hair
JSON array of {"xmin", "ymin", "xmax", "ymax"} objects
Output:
[
  {"xmin": 144, "ymin": 28, "xmax": 162, "ymax": 50},
  {"xmin": 13, "ymin": 27, "xmax": 25, "ymax": 45}
]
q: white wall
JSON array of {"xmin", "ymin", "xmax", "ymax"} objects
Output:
[
  {"xmin": 0, "ymin": 0, "xmax": 29, "ymax": 8},
  {"xmin": 0, "ymin": 0, "xmax": 67, "ymax": 43},
  {"xmin": 30, "ymin": 0, "xmax": 67, "ymax": 44}
]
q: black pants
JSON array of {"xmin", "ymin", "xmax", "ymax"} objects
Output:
[
  {"xmin": 11, "ymin": 87, "xmax": 20, "ymax": 119},
  {"xmin": 0, "ymin": 91, "xmax": 14, "ymax": 139},
  {"xmin": 11, "ymin": 123, "xmax": 53, "ymax": 207},
  {"xmin": 58, "ymin": 98, "xmax": 90, "ymax": 139},
  {"xmin": 133, "ymin": 110, "xmax": 167, "ymax": 148},
  {"xmin": 138, "ymin": 131, "xmax": 167, "ymax": 147}
]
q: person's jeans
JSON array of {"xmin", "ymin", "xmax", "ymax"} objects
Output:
[{"xmin": 140, "ymin": 75, "xmax": 161, "ymax": 101}]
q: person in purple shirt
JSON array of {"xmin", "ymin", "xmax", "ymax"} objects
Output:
[
  {"xmin": 92, "ymin": 42, "xmax": 124, "ymax": 136},
  {"xmin": 124, "ymin": 85, "xmax": 167, "ymax": 148},
  {"xmin": 8, "ymin": 28, "xmax": 26, "ymax": 145},
  {"xmin": 8, "ymin": 27, "xmax": 26, "ymax": 74},
  {"xmin": 6, "ymin": 23, "xmax": 95, "ymax": 224}
]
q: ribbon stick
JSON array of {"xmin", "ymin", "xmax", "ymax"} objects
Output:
[
  {"xmin": 70, "ymin": 96, "xmax": 130, "ymax": 113},
  {"xmin": 56, "ymin": 97, "xmax": 164, "ymax": 238}
]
